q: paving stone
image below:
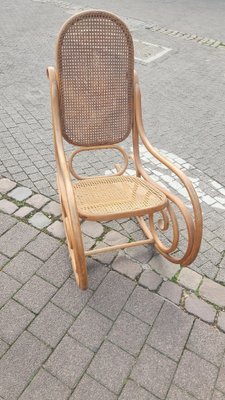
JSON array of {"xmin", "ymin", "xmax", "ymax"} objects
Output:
[
  {"xmin": 3, "ymin": 250, "xmax": 43, "ymax": 283},
  {"xmin": 167, "ymin": 385, "xmax": 196, "ymax": 399},
  {"xmin": 45, "ymin": 335, "xmax": 93, "ymax": 388},
  {"xmin": 150, "ymin": 255, "xmax": 180, "ymax": 279},
  {"xmin": 0, "ymin": 331, "xmax": 51, "ymax": 399},
  {"xmin": 218, "ymin": 312, "xmax": 225, "ymax": 332},
  {"xmin": 187, "ymin": 319, "xmax": 225, "ymax": 367},
  {"xmin": 212, "ymin": 390, "xmax": 225, "ymax": 400},
  {"xmin": 29, "ymin": 212, "xmax": 51, "ymax": 229},
  {"xmin": 216, "ymin": 268, "xmax": 225, "ymax": 285},
  {"xmin": 185, "ymin": 293, "xmax": 216, "ymax": 323},
  {"xmin": 20, "ymin": 368, "xmax": 71, "ymax": 400},
  {"xmin": 0, "ymin": 199, "xmax": 18, "ymax": 214},
  {"xmin": 88, "ymin": 271, "xmax": 135, "ymax": 320},
  {"xmin": 131, "ymin": 345, "xmax": 176, "ymax": 399},
  {"xmin": 0, "ymin": 272, "xmax": 21, "ymax": 307},
  {"xmin": 37, "ymin": 245, "xmax": 71, "ymax": 287},
  {"xmin": 87, "ymin": 340, "xmax": 135, "ymax": 395},
  {"xmin": 26, "ymin": 193, "xmax": 49, "ymax": 208},
  {"xmin": 52, "ymin": 277, "xmax": 92, "ymax": 317},
  {"xmin": 83, "ymin": 234, "xmax": 95, "ymax": 250},
  {"xmin": 8, "ymin": 186, "xmax": 32, "ymax": 201},
  {"xmin": 178, "ymin": 267, "xmax": 202, "ymax": 290},
  {"xmin": 28, "ymin": 302, "xmax": 73, "ymax": 347},
  {"xmin": 42, "ymin": 200, "xmax": 61, "ymax": 216},
  {"xmin": 104, "ymin": 230, "xmax": 129, "ymax": 246},
  {"xmin": 0, "ymin": 253, "xmax": 9, "ymax": 270},
  {"xmin": 0, "ymin": 213, "xmax": 16, "ymax": 236},
  {"xmin": 0, "ymin": 221, "xmax": 37, "ymax": 257},
  {"xmin": 26, "ymin": 232, "xmax": 60, "ymax": 260},
  {"xmin": 158, "ymin": 280, "xmax": 183, "ymax": 304},
  {"xmin": 0, "ymin": 178, "xmax": 16, "ymax": 194},
  {"xmin": 199, "ymin": 278, "xmax": 225, "ymax": 307},
  {"xmin": 108, "ymin": 310, "xmax": 149, "ymax": 356},
  {"xmin": 216, "ymin": 355, "xmax": 225, "ymax": 393},
  {"xmin": 148, "ymin": 301, "xmax": 193, "ymax": 361},
  {"xmin": 68, "ymin": 306, "xmax": 112, "ymax": 352},
  {"xmin": 92, "ymin": 242, "xmax": 117, "ymax": 264},
  {"xmin": 119, "ymin": 380, "xmax": 156, "ymax": 400},
  {"xmin": 70, "ymin": 374, "xmax": 117, "ymax": 400},
  {"xmin": 14, "ymin": 275, "xmax": 57, "ymax": 313},
  {"xmin": 86, "ymin": 258, "xmax": 109, "ymax": 290},
  {"xmin": 125, "ymin": 244, "xmax": 154, "ymax": 263},
  {"xmin": 47, "ymin": 220, "xmax": 65, "ymax": 239},
  {"xmin": 139, "ymin": 269, "xmax": 162, "ymax": 290},
  {"xmin": 81, "ymin": 220, "xmax": 104, "ymax": 238},
  {"xmin": 121, "ymin": 219, "xmax": 139, "ymax": 234},
  {"xmin": 0, "ymin": 339, "xmax": 9, "ymax": 358},
  {"xmin": 125, "ymin": 286, "xmax": 163, "ymax": 325},
  {"xmin": 0, "ymin": 299, "xmax": 34, "ymax": 344},
  {"xmin": 112, "ymin": 255, "xmax": 142, "ymax": 280},
  {"xmin": 174, "ymin": 350, "xmax": 218, "ymax": 400},
  {"xmin": 14, "ymin": 205, "xmax": 33, "ymax": 218}
]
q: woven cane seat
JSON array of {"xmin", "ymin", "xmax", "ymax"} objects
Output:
[{"xmin": 73, "ymin": 176, "xmax": 167, "ymax": 220}]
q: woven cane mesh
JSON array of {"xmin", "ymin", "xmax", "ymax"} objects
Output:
[
  {"xmin": 57, "ymin": 11, "xmax": 134, "ymax": 146},
  {"xmin": 74, "ymin": 176, "xmax": 167, "ymax": 219}
]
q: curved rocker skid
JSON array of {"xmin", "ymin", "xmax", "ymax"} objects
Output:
[
  {"xmin": 133, "ymin": 73, "xmax": 203, "ymax": 266},
  {"xmin": 47, "ymin": 67, "xmax": 88, "ymax": 290}
]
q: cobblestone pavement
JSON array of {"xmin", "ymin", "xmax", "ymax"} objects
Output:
[{"xmin": 0, "ymin": 0, "xmax": 225, "ymax": 399}]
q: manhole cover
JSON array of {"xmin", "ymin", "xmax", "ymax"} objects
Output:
[{"xmin": 134, "ymin": 39, "xmax": 172, "ymax": 64}]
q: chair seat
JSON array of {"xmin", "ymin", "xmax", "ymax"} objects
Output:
[{"xmin": 73, "ymin": 175, "xmax": 167, "ymax": 220}]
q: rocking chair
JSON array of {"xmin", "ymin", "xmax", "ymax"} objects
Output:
[{"xmin": 47, "ymin": 10, "xmax": 203, "ymax": 290}]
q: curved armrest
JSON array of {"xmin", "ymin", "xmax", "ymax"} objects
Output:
[{"xmin": 133, "ymin": 75, "xmax": 203, "ymax": 265}]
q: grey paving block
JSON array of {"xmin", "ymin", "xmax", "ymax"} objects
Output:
[
  {"xmin": 149, "ymin": 255, "xmax": 180, "ymax": 279},
  {"xmin": 187, "ymin": 319, "xmax": 225, "ymax": 367},
  {"xmin": 104, "ymin": 230, "xmax": 129, "ymax": 246},
  {"xmin": 88, "ymin": 271, "xmax": 135, "ymax": 320},
  {"xmin": 216, "ymin": 355, "xmax": 225, "ymax": 393},
  {"xmin": 119, "ymin": 380, "xmax": 157, "ymax": 399},
  {"xmin": 0, "ymin": 213, "xmax": 16, "ymax": 236},
  {"xmin": 37, "ymin": 245, "xmax": 71, "ymax": 287},
  {"xmin": 0, "ymin": 338, "xmax": 9, "ymax": 358},
  {"xmin": 87, "ymin": 340, "xmax": 135, "ymax": 394},
  {"xmin": 0, "ymin": 178, "xmax": 16, "ymax": 194},
  {"xmin": 14, "ymin": 206, "xmax": 33, "ymax": 218},
  {"xmin": 185, "ymin": 293, "xmax": 216, "ymax": 323},
  {"xmin": 0, "ymin": 299, "xmax": 34, "ymax": 344},
  {"xmin": 20, "ymin": 368, "xmax": 71, "ymax": 400},
  {"xmin": 199, "ymin": 278, "xmax": 225, "ymax": 307},
  {"xmin": 26, "ymin": 193, "xmax": 49, "ymax": 208},
  {"xmin": 108, "ymin": 310, "xmax": 149, "ymax": 356},
  {"xmin": 147, "ymin": 301, "xmax": 193, "ymax": 361},
  {"xmin": 0, "ymin": 199, "xmax": 18, "ymax": 214},
  {"xmin": 158, "ymin": 280, "xmax": 183, "ymax": 304},
  {"xmin": 139, "ymin": 269, "xmax": 163, "ymax": 290},
  {"xmin": 52, "ymin": 278, "xmax": 92, "ymax": 317},
  {"xmin": 0, "ymin": 221, "xmax": 37, "ymax": 257},
  {"xmin": 174, "ymin": 350, "xmax": 218, "ymax": 400},
  {"xmin": 70, "ymin": 374, "xmax": 117, "ymax": 400},
  {"xmin": 68, "ymin": 306, "xmax": 112, "ymax": 352},
  {"xmin": 0, "ymin": 331, "xmax": 51, "ymax": 399},
  {"xmin": 212, "ymin": 390, "xmax": 225, "ymax": 400},
  {"xmin": 81, "ymin": 220, "xmax": 104, "ymax": 238},
  {"xmin": 86, "ymin": 258, "xmax": 109, "ymax": 290},
  {"xmin": 42, "ymin": 200, "xmax": 61, "ymax": 217},
  {"xmin": 178, "ymin": 268, "xmax": 202, "ymax": 290},
  {"xmin": 47, "ymin": 221, "xmax": 65, "ymax": 239},
  {"xmin": 125, "ymin": 286, "xmax": 163, "ymax": 325},
  {"xmin": 167, "ymin": 385, "xmax": 196, "ymax": 399},
  {"xmin": 218, "ymin": 312, "xmax": 225, "ymax": 332},
  {"xmin": 92, "ymin": 242, "xmax": 117, "ymax": 265},
  {"xmin": 8, "ymin": 186, "xmax": 32, "ymax": 201},
  {"xmin": 112, "ymin": 255, "xmax": 142, "ymax": 280},
  {"xmin": 125, "ymin": 245, "xmax": 154, "ymax": 263},
  {"xmin": 45, "ymin": 335, "xmax": 93, "ymax": 388},
  {"xmin": 0, "ymin": 253, "xmax": 9, "ymax": 270},
  {"xmin": 0, "ymin": 272, "xmax": 21, "ymax": 307},
  {"xmin": 14, "ymin": 275, "xmax": 57, "ymax": 313},
  {"xmin": 29, "ymin": 212, "xmax": 51, "ymax": 229},
  {"xmin": 3, "ymin": 251, "xmax": 43, "ymax": 283},
  {"xmin": 131, "ymin": 345, "xmax": 177, "ymax": 399},
  {"xmin": 26, "ymin": 232, "xmax": 60, "ymax": 260}
]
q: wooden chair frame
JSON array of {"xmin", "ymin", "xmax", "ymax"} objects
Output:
[{"xmin": 47, "ymin": 12, "xmax": 202, "ymax": 290}]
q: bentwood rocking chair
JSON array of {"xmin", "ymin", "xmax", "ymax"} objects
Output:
[{"xmin": 47, "ymin": 10, "xmax": 203, "ymax": 290}]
